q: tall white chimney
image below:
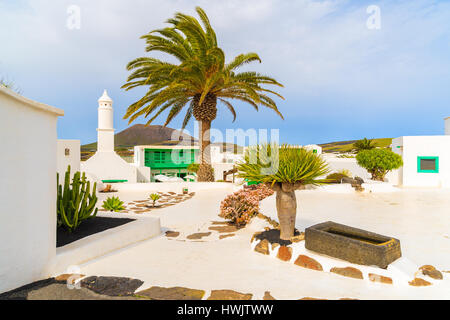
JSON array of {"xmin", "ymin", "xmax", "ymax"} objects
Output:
[
  {"xmin": 97, "ymin": 90, "xmax": 115, "ymax": 152},
  {"xmin": 445, "ymin": 117, "xmax": 450, "ymax": 135}
]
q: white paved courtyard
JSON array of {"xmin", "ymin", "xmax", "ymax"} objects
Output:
[{"xmin": 78, "ymin": 186, "xmax": 450, "ymax": 300}]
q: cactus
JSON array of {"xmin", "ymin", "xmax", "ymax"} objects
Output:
[{"xmin": 57, "ymin": 165, "xmax": 98, "ymax": 232}]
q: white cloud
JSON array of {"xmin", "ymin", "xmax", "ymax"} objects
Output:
[
  {"xmin": 1, "ymin": 0, "xmax": 448, "ymax": 92},
  {"xmin": 0, "ymin": 0, "xmax": 449, "ymax": 142}
]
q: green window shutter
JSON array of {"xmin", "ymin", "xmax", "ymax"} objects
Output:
[{"xmin": 417, "ymin": 156, "xmax": 439, "ymax": 173}]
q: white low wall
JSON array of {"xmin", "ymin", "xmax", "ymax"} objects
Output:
[
  {"xmin": 212, "ymin": 162, "xmax": 238, "ymax": 182},
  {"xmin": 112, "ymin": 182, "xmax": 238, "ymax": 193},
  {"xmin": 135, "ymin": 165, "xmax": 151, "ymax": 183},
  {"xmin": 53, "ymin": 214, "xmax": 161, "ymax": 275},
  {"xmin": 81, "ymin": 151, "xmax": 137, "ymax": 183},
  {"xmin": 323, "ymin": 155, "xmax": 399, "ymax": 184}
]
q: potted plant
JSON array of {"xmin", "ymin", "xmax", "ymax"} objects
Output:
[{"xmin": 236, "ymin": 144, "xmax": 329, "ymax": 240}]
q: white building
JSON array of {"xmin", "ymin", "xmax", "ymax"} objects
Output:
[
  {"xmin": 56, "ymin": 139, "xmax": 80, "ymax": 184},
  {"xmin": 0, "ymin": 86, "xmax": 64, "ymax": 293},
  {"xmin": 133, "ymin": 143, "xmax": 244, "ymax": 182},
  {"xmin": 210, "ymin": 145, "xmax": 244, "ymax": 164},
  {"xmin": 81, "ymin": 90, "xmax": 149, "ymax": 184},
  {"xmin": 304, "ymin": 144, "xmax": 323, "ymax": 155},
  {"xmin": 392, "ymin": 119, "xmax": 450, "ymax": 188}
]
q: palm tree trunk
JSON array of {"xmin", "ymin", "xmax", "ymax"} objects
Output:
[
  {"xmin": 193, "ymin": 93, "xmax": 217, "ymax": 182},
  {"xmin": 200, "ymin": 120, "xmax": 211, "ymax": 165},
  {"xmin": 197, "ymin": 120, "xmax": 215, "ymax": 182},
  {"xmin": 276, "ymin": 189, "xmax": 297, "ymax": 240}
]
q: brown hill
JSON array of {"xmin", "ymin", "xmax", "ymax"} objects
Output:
[{"xmin": 81, "ymin": 124, "xmax": 195, "ymax": 150}]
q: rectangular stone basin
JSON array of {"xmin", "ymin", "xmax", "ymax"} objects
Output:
[{"xmin": 305, "ymin": 221, "xmax": 401, "ymax": 269}]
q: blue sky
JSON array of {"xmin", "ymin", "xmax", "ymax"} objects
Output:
[{"xmin": 1, "ymin": 0, "xmax": 449, "ymax": 145}]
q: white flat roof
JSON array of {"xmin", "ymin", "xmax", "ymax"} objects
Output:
[
  {"xmin": 136, "ymin": 145, "xmax": 199, "ymax": 150},
  {"xmin": 0, "ymin": 85, "xmax": 64, "ymax": 116}
]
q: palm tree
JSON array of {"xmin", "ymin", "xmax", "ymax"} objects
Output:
[
  {"xmin": 122, "ymin": 7, "xmax": 284, "ymax": 181},
  {"xmin": 237, "ymin": 145, "xmax": 329, "ymax": 240},
  {"xmin": 353, "ymin": 138, "xmax": 376, "ymax": 152}
]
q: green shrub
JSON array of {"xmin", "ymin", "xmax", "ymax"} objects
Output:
[
  {"xmin": 356, "ymin": 149, "xmax": 403, "ymax": 181},
  {"xmin": 337, "ymin": 154, "xmax": 355, "ymax": 158},
  {"xmin": 237, "ymin": 144, "xmax": 329, "ymax": 185},
  {"xmin": 338, "ymin": 169, "xmax": 351, "ymax": 177},
  {"xmin": 187, "ymin": 163, "xmax": 200, "ymax": 173},
  {"xmin": 102, "ymin": 196, "xmax": 125, "ymax": 212},
  {"xmin": 57, "ymin": 166, "xmax": 98, "ymax": 232},
  {"xmin": 236, "ymin": 144, "xmax": 329, "ymax": 239},
  {"xmin": 326, "ymin": 173, "xmax": 347, "ymax": 183},
  {"xmin": 353, "ymin": 138, "xmax": 377, "ymax": 152}
]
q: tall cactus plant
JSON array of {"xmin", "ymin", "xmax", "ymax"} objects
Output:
[{"xmin": 57, "ymin": 165, "xmax": 98, "ymax": 232}]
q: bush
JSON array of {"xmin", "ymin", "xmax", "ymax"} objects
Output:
[
  {"xmin": 57, "ymin": 166, "xmax": 98, "ymax": 232},
  {"xmin": 326, "ymin": 173, "xmax": 346, "ymax": 183},
  {"xmin": 326, "ymin": 169, "xmax": 352, "ymax": 183},
  {"xmin": 102, "ymin": 196, "xmax": 125, "ymax": 212},
  {"xmin": 353, "ymin": 138, "xmax": 377, "ymax": 152},
  {"xmin": 219, "ymin": 191, "xmax": 259, "ymax": 226},
  {"xmin": 219, "ymin": 184, "xmax": 274, "ymax": 227},
  {"xmin": 356, "ymin": 149, "xmax": 403, "ymax": 181},
  {"xmin": 237, "ymin": 144, "xmax": 329, "ymax": 185},
  {"xmin": 249, "ymin": 183, "xmax": 275, "ymax": 201},
  {"xmin": 337, "ymin": 154, "xmax": 355, "ymax": 158},
  {"xmin": 236, "ymin": 144, "xmax": 330, "ymax": 240},
  {"xmin": 187, "ymin": 163, "xmax": 200, "ymax": 173}
]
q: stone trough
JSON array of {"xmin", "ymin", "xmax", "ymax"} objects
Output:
[{"xmin": 305, "ymin": 221, "xmax": 401, "ymax": 269}]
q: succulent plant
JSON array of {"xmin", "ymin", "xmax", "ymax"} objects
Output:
[
  {"xmin": 102, "ymin": 196, "xmax": 126, "ymax": 212},
  {"xmin": 149, "ymin": 193, "xmax": 161, "ymax": 207},
  {"xmin": 237, "ymin": 144, "xmax": 329, "ymax": 240},
  {"xmin": 57, "ymin": 165, "xmax": 98, "ymax": 233}
]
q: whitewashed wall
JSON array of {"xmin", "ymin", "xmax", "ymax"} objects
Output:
[
  {"xmin": 323, "ymin": 154, "xmax": 399, "ymax": 184},
  {"xmin": 81, "ymin": 152, "xmax": 138, "ymax": 183},
  {"xmin": 112, "ymin": 182, "xmax": 238, "ymax": 193},
  {"xmin": 134, "ymin": 164, "xmax": 151, "ymax": 183},
  {"xmin": 212, "ymin": 162, "xmax": 238, "ymax": 182},
  {"xmin": 56, "ymin": 139, "xmax": 80, "ymax": 184},
  {"xmin": 0, "ymin": 87, "xmax": 63, "ymax": 293},
  {"xmin": 392, "ymin": 136, "xmax": 450, "ymax": 187}
]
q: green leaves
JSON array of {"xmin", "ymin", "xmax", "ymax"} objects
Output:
[
  {"xmin": 122, "ymin": 6, "xmax": 284, "ymax": 128},
  {"xmin": 149, "ymin": 193, "xmax": 161, "ymax": 207},
  {"xmin": 356, "ymin": 149, "xmax": 403, "ymax": 181},
  {"xmin": 57, "ymin": 166, "xmax": 98, "ymax": 233},
  {"xmin": 102, "ymin": 196, "xmax": 126, "ymax": 212},
  {"xmin": 187, "ymin": 163, "xmax": 200, "ymax": 173},
  {"xmin": 353, "ymin": 138, "xmax": 377, "ymax": 152},
  {"xmin": 236, "ymin": 144, "xmax": 330, "ymax": 186}
]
